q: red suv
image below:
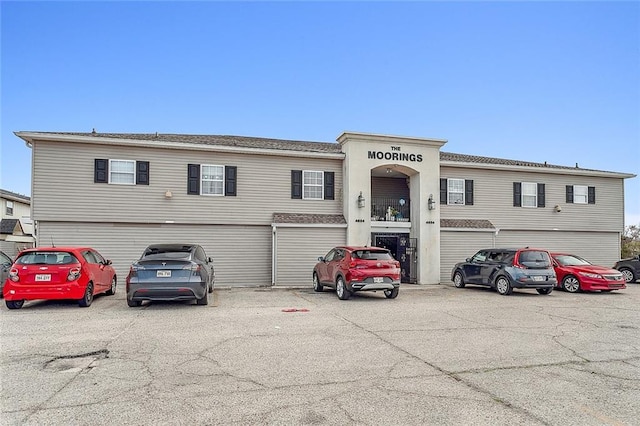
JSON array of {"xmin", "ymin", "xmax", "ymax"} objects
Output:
[{"xmin": 313, "ymin": 246, "xmax": 401, "ymax": 300}]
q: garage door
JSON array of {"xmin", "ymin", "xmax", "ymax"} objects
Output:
[
  {"xmin": 495, "ymin": 230, "xmax": 620, "ymax": 268},
  {"xmin": 275, "ymin": 226, "xmax": 346, "ymax": 286},
  {"xmin": 440, "ymin": 230, "xmax": 495, "ymax": 284},
  {"xmin": 37, "ymin": 222, "xmax": 272, "ymax": 287}
]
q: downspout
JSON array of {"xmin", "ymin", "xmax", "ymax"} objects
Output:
[{"xmin": 271, "ymin": 224, "xmax": 277, "ymax": 286}]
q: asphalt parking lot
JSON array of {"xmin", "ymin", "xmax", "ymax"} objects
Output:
[{"xmin": 1, "ymin": 282, "xmax": 639, "ymax": 426}]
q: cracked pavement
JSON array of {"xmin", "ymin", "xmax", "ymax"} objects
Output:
[{"xmin": 1, "ymin": 283, "xmax": 639, "ymax": 425}]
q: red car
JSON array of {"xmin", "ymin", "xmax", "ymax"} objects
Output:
[
  {"xmin": 3, "ymin": 247, "xmax": 117, "ymax": 309},
  {"xmin": 313, "ymin": 246, "xmax": 401, "ymax": 300},
  {"xmin": 551, "ymin": 253, "xmax": 626, "ymax": 293}
]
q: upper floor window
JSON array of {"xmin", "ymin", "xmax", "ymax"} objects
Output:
[
  {"xmin": 303, "ymin": 170, "xmax": 324, "ymax": 200},
  {"xmin": 439, "ymin": 178, "xmax": 474, "ymax": 206},
  {"xmin": 187, "ymin": 164, "xmax": 237, "ymax": 196},
  {"xmin": 201, "ymin": 165, "xmax": 225, "ymax": 196},
  {"xmin": 5, "ymin": 201, "xmax": 14, "ymax": 216},
  {"xmin": 513, "ymin": 182, "xmax": 545, "ymax": 208},
  {"xmin": 291, "ymin": 170, "xmax": 335, "ymax": 200},
  {"xmin": 110, "ymin": 160, "xmax": 135, "ymax": 184},
  {"xmin": 94, "ymin": 159, "xmax": 149, "ymax": 185},
  {"xmin": 566, "ymin": 185, "xmax": 595, "ymax": 204}
]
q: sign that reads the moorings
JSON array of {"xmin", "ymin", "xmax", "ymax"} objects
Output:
[{"xmin": 367, "ymin": 146, "xmax": 423, "ymax": 162}]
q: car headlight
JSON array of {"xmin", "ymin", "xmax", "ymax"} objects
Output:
[{"xmin": 578, "ymin": 271, "xmax": 602, "ymax": 279}]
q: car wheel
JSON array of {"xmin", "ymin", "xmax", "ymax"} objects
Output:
[
  {"xmin": 105, "ymin": 276, "xmax": 117, "ymax": 296},
  {"xmin": 453, "ymin": 271, "xmax": 465, "ymax": 288},
  {"xmin": 384, "ymin": 288, "xmax": 399, "ymax": 299},
  {"xmin": 79, "ymin": 282, "xmax": 94, "ymax": 307},
  {"xmin": 495, "ymin": 276, "xmax": 512, "ymax": 295},
  {"xmin": 336, "ymin": 276, "xmax": 350, "ymax": 300},
  {"xmin": 127, "ymin": 298, "xmax": 142, "ymax": 307},
  {"xmin": 536, "ymin": 288, "xmax": 552, "ymax": 295},
  {"xmin": 618, "ymin": 268, "xmax": 636, "ymax": 284},
  {"xmin": 562, "ymin": 276, "xmax": 581, "ymax": 293},
  {"xmin": 196, "ymin": 289, "xmax": 209, "ymax": 305},
  {"xmin": 6, "ymin": 300, "xmax": 24, "ymax": 310},
  {"xmin": 313, "ymin": 272, "xmax": 324, "ymax": 292}
]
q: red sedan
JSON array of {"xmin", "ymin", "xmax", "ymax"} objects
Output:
[
  {"xmin": 3, "ymin": 247, "xmax": 117, "ymax": 309},
  {"xmin": 551, "ymin": 253, "xmax": 626, "ymax": 293}
]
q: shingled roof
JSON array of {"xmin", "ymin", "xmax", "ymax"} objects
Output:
[
  {"xmin": 18, "ymin": 131, "xmax": 620, "ymax": 173},
  {"xmin": 0, "ymin": 219, "xmax": 19, "ymax": 234},
  {"xmin": 440, "ymin": 219, "xmax": 496, "ymax": 229},
  {"xmin": 273, "ymin": 213, "xmax": 347, "ymax": 225}
]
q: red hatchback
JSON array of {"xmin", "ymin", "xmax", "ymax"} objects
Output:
[
  {"xmin": 551, "ymin": 253, "xmax": 626, "ymax": 293},
  {"xmin": 313, "ymin": 246, "xmax": 401, "ymax": 300},
  {"xmin": 3, "ymin": 247, "xmax": 117, "ymax": 309}
]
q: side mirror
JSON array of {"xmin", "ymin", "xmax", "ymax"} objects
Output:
[
  {"xmin": 105, "ymin": 259, "xmax": 112, "ymax": 265},
  {"xmin": 318, "ymin": 256, "xmax": 325, "ymax": 262},
  {"xmin": 466, "ymin": 258, "xmax": 471, "ymax": 262},
  {"xmin": 208, "ymin": 257, "xmax": 213, "ymax": 263}
]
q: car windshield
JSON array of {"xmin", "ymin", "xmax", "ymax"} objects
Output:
[
  {"xmin": 352, "ymin": 250, "xmax": 393, "ymax": 260},
  {"xmin": 142, "ymin": 251, "xmax": 191, "ymax": 261},
  {"xmin": 15, "ymin": 252, "xmax": 78, "ymax": 265},
  {"xmin": 518, "ymin": 250, "xmax": 551, "ymax": 267},
  {"xmin": 554, "ymin": 254, "xmax": 591, "ymax": 266}
]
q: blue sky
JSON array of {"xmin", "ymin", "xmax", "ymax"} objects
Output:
[{"xmin": 1, "ymin": 1, "xmax": 639, "ymax": 226}]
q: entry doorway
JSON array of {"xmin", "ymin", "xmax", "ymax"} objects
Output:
[{"xmin": 371, "ymin": 233, "xmax": 417, "ymax": 284}]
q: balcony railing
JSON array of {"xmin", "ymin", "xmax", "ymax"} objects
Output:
[{"xmin": 371, "ymin": 197, "xmax": 410, "ymax": 222}]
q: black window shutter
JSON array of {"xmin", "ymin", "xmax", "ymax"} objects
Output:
[
  {"xmin": 440, "ymin": 178, "xmax": 447, "ymax": 205},
  {"xmin": 588, "ymin": 186, "xmax": 596, "ymax": 204},
  {"xmin": 225, "ymin": 166, "xmax": 237, "ymax": 196},
  {"xmin": 465, "ymin": 180, "xmax": 474, "ymax": 205},
  {"xmin": 94, "ymin": 159, "xmax": 108, "ymax": 183},
  {"xmin": 187, "ymin": 164, "xmax": 200, "ymax": 195},
  {"xmin": 566, "ymin": 185, "xmax": 574, "ymax": 203},
  {"xmin": 291, "ymin": 170, "xmax": 302, "ymax": 199},
  {"xmin": 324, "ymin": 172, "xmax": 335, "ymax": 200},
  {"xmin": 136, "ymin": 161, "xmax": 149, "ymax": 185},
  {"xmin": 537, "ymin": 183, "xmax": 546, "ymax": 208},
  {"xmin": 513, "ymin": 182, "xmax": 521, "ymax": 207}
]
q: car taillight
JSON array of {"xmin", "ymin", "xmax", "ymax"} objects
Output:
[
  {"xmin": 9, "ymin": 268, "xmax": 19, "ymax": 282},
  {"xmin": 349, "ymin": 261, "xmax": 368, "ymax": 269},
  {"xmin": 67, "ymin": 267, "xmax": 81, "ymax": 282},
  {"xmin": 183, "ymin": 264, "xmax": 201, "ymax": 275}
]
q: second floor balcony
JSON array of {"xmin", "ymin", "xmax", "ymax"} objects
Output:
[{"xmin": 371, "ymin": 197, "xmax": 410, "ymax": 222}]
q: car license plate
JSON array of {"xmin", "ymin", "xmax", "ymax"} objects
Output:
[
  {"xmin": 373, "ymin": 277, "xmax": 384, "ymax": 283},
  {"xmin": 157, "ymin": 270, "xmax": 171, "ymax": 278},
  {"xmin": 532, "ymin": 276, "xmax": 544, "ymax": 281},
  {"xmin": 35, "ymin": 274, "xmax": 51, "ymax": 282}
]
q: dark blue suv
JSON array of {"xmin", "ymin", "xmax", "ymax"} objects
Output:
[{"xmin": 451, "ymin": 248, "xmax": 557, "ymax": 295}]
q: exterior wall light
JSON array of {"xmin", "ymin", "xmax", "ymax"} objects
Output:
[
  {"xmin": 357, "ymin": 191, "xmax": 366, "ymax": 208},
  {"xmin": 427, "ymin": 194, "xmax": 436, "ymax": 210},
  {"xmin": 165, "ymin": 190, "xmax": 173, "ymax": 199},
  {"xmin": 554, "ymin": 205, "xmax": 562, "ymax": 213}
]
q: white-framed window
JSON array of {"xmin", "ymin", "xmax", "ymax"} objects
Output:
[
  {"xmin": 522, "ymin": 182, "xmax": 537, "ymax": 208},
  {"xmin": 109, "ymin": 160, "xmax": 135, "ymax": 185},
  {"xmin": 6, "ymin": 201, "xmax": 14, "ymax": 216},
  {"xmin": 303, "ymin": 170, "xmax": 324, "ymax": 200},
  {"xmin": 573, "ymin": 185, "xmax": 588, "ymax": 204},
  {"xmin": 447, "ymin": 178, "xmax": 465, "ymax": 205},
  {"xmin": 201, "ymin": 165, "xmax": 224, "ymax": 196}
]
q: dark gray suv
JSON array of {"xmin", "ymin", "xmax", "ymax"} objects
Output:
[
  {"xmin": 614, "ymin": 255, "xmax": 639, "ymax": 283},
  {"xmin": 451, "ymin": 248, "xmax": 557, "ymax": 295}
]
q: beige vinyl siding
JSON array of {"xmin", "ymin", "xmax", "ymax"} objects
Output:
[
  {"xmin": 275, "ymin": 227, "xmax": 346, "ymax": 286},
  {"xmin": 32, "ymin": 141, "xmax": 343, "ymax": 224},
  {"xmin": 440, "ymin": 230, "xmax": 495, "ymax": 284},
  {"xmin": 37, "ymin": 222, "xmax": 272, "ymax": 287},
  {"xmin": 495, "ymin": 230, "xmax": 620, "ymax": 269},
  {"xmin": 440, "ymin": 166, "xmax": 625, "ymax": 233}
]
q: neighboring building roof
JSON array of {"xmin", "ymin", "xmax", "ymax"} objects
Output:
[
  {"xmin": 440, "ymin": 219, "xmax": 496, "ymax": 229},
  {"xmin": 0, "ymin": 219, "xmax": 19, "ymax": 234},
  {"xmin": 15, "ymin": 131, "xmax": 634, "ymax": 177},
  {"xmin": 273, "ymin": 213, "xmax": 347, "ymax": 225},
  {"xmin": 0, "ymin": 189, "xmax": 30, "ymax": 203}
]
